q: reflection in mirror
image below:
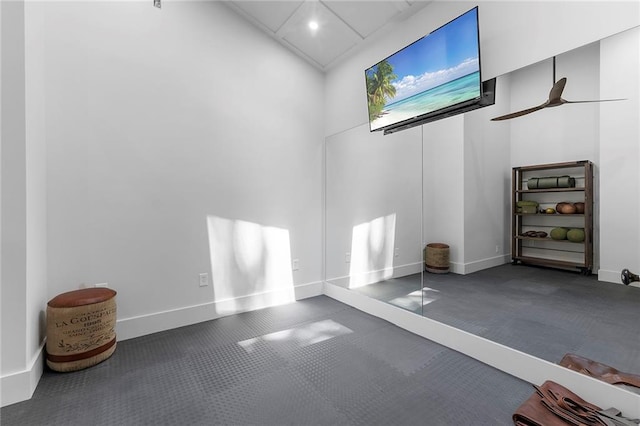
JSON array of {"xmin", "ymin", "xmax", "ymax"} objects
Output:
[
  {"xmin": 325, "ymin": 124, "xmax": 424, "ymax": 314},
  {"xmin": 421, "ymin": 265, "xmax": 640, "ymax": 377},
  {"xmin": 418, "ymin": 30, "xmax": 640, "ymax": 378},
  {"xmin": 325, "ymin": 25, "xmax": 640, "ymax": 388}
]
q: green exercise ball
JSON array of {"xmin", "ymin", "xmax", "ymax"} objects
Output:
[
  {"xmin": 550, "ymin": 227, "xmax": 568, "ymax": 240},
  {"xmin": 567, "ymin": 228, "xmax": 585, "ymax": 243}
]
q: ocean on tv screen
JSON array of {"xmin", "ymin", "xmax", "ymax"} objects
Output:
[{"xmin": 370, "ymin": 71, "xmax": 480, "ymax": 131}]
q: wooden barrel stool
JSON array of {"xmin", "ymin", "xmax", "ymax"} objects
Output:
[
  {"xmin": 425, "ymin": 243, "xmax": 450, "ymax": 274},
  {"xmin": 46, "ymin": 288, "xmax": 117, "ymax": 372}
]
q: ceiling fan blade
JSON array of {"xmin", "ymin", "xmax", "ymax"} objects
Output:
[
  {"xmin": 548, "ymin": 77, "xmax": 567, "ymax": 102},
  {"xmin": 491, "ymin": 103, "xmax": 548, "ymax": 121},
  {"xmin": 563, "ymin": 98, "xmax": 626, "ymax": 104}
]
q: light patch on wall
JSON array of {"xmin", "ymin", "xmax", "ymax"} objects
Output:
[
  {"xmin": 237, "ymin": 319, "xmax": 352, "ymax": 354},
  {"xmin": 207, "ymin": 216, "xmax": 295, "ymax": 314},
  {"xmin": 348, "ymin": 213, "xmax": 396, "ymax": 289}
]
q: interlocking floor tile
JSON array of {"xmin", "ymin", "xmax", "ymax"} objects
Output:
[{"xmin": 1, "ymin": 295, "xmax": 532, "ymax": 426}]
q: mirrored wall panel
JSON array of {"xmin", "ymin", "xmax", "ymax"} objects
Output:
[
  {"xmin": 325, "ymin": 26, "xmax": 640, "ymax": 382},
  {"xmin": 325, "ymin": 124, "xmax": 424, "ymax": 314}
]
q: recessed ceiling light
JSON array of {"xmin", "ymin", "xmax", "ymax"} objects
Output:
[{"xmin": 308, "ymin": 21, "xmax": 319, "ymax": 31}]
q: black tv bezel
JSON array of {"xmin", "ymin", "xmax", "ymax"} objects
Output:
[{"xmin": 366, "ymin": 6, "xmax": 482, "ymax": 134}]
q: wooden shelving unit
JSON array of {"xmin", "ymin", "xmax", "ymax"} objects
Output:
[{"xmin": 511, "ymin": 160, "xmax": 593, "ymax": 274}]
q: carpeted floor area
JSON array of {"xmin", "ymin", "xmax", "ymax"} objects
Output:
[
  {"xmin": 1, "ymin": 296, "xmax": 533, "ymax": 425},
  {"xmin": 352, "ymin": 264, "xmax": 640, "ymax": 375}
]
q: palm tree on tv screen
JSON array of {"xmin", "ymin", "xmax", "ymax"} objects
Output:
[{"xmin": 367, "ymin": 60, "xmax": 397, "ymax": 121}]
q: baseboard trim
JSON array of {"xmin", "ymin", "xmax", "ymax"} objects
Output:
[
  {"xmin": 459, "ymin": 254, "xmax": 511, "ymax": 274},
  {"xmin": 598, "ymin": 268, "xmax": 621, "ymax": 284},
  {"xmin": 323, "ymin": 281, "xmax": 640, "ymax": 417},
  {"xmin": 326, "ymin": 262, "xmax": 423, "ymax": 288},
  {"xmin": 598, "ymin": 268, "xmax": 638, "ymax": 287},
  {"xmin": 1, "ymin": 342, "xmax": 45, "ymax": 407},
  {"xmin": 116, "ymin": 281, "xmax": 323, "ymax": 341}
]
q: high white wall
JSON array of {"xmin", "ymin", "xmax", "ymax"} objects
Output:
[
  {"xmin": 2, "ymin": 0, "xmax": 325, "ymax": 406},
  {"xmin": 419, "ymin": 81, "xmax": 512, "ymax": 274},
  {"xmin": 24, "ymin": 0, "xmax": 48, "ymax": 377},
  {"xmin": 422, "ymin": 116, "xmax": 465, "ymax": 268},
  {"xmin": 1, "ymin": 0, "xmax": 26, "ymax": 376},
  {"xmin": 325, "ymin": 124, "xmax": 422, "ymax": 286},
  {"xmin": 509, "ymin": 43, "xmax": 601, "ymax": 167},
  {"xmin": 1, "ymin": 0, "xmax": 48, "ymax": 406},
  {"xmin": 42, "ymin": 1, "xmax": 324, "ymax": 325},
  {"xmin": 599, "ymin": 27, "xmax": 640, "ymax": 283},
  {"xmin": 462, "ymin": 78, "xmax": 512, "ymax": 272},
  {"xmin": 325, "ymin": 1, "xmax": 640, "ymax": 137},
  {"xmin": 2, "ymin": 0, "xmax": 28, "ymax": 406}
]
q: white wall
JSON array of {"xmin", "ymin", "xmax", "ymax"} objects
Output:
[
  {"xmin": 324, "ymin": 1, "xmax": 640, "ymax": 137},
  {"xmin": 1, "ymin": 0, "xmax": 48, "ymax": 407},
  {"xmin": 41, "ymin": 1, "xmax": 324, "ymax": 326},
  {"xmin": 422, "ymin": 116, "xmax": 465, "ymax": 269},
  {"xmin": 599, "ymin": 27, "xmax": 640, "ymax": 283},
  {"xmin": 325, "ymin": 124, "xmax": 422, "ymax": 286},
  {"xmin": 420, "ymin": 76, "xmax": 513, "ymax": 273},
  {"xmin": 509, "ymin": 43, "xmax": 601, "ymax": 167},
  {"xmin": 1, "ymin": 0, "xmax": 28, "ymax": 402},
  {"xmin": 2, "ymin": 0, "xmax": 325, "ymax": 406},
  {"xmin": 462, "ymin": 79, "xmax": 512, "ymax": 272},
  {"xmin": 1, "ymin": 0, "xmax": 26, "ymax": 375},
  {"xmin": 24, "ymin": 0, "xmax": 47, "ymax": 377}
]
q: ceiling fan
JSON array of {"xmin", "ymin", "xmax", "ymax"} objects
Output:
[{"xmin": 491, "ymin": 57, "xmax": 624, "ymax": 121}]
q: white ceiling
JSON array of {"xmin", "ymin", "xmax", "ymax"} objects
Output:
[{"xmin": 224, "ymin": 0, "xmax": 432, "ymax": 71}]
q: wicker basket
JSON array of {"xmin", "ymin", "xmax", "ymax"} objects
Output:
[
  {"xmin": 425, "ymin": 243, "xmax": 450, "ymax": 274},
  {"xmin": 46, "ymin": 288, "xmax": 117, "ymax": 372}
]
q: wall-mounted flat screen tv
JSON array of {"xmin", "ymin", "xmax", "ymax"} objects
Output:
[{"xmin": 366, "ymin": 7, "xmax": 481, "ymax": 133}]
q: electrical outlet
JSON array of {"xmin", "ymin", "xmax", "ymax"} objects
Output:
[
  {"xmin": 199, "ymin": 273, "xmax": 209, "ymax": 287},
  {"xmin": 495, "ymin": 245, "xmax": 499, "ymax": 253},
  {"xmin": 345, "ymin": 252, "xmax": 351, "ymax": 263},
  {"xmin": 94, "ymin": 282, "xmax": 108, "ymax": 288},
  {"xmin": 394, "ymin": 247, "xmax": 400, "ymax": 257},
  {"xmin": 292, "ymin": 259, "xmax": 299, "ymax": 271}
]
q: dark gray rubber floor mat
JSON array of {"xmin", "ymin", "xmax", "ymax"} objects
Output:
[
  {"xmin": 1, "ymin": 296, "xmax": 531, "ymax": 425},
  {"xmin": 355, "ymin": 264, "xmax": 640, "ymax": 372}
]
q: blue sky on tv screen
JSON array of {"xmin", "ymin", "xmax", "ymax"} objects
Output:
[{"xmin": 377, "ymin": 8, "xmax": 479, "ymax": 104}]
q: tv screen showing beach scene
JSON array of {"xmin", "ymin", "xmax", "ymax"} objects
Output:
[{"xmin": 366, "ymin": 7, "xmax": 481, "ymax": 132}]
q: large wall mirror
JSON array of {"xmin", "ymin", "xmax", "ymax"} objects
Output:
[
  {"xmin": 325, "ymin": 124, "xmax": 424, "ymax": 313},
  {"xmin": 324, "ymin": 26, "xmax": 640, "ymax": 386}
]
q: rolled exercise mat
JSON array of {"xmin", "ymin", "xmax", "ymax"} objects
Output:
[
  {"xmin": 527, "ymin": 175, "xmax": 575, "ymax": 189},
  {"xmin": 424, "ymin": 243, "xmax": 450, "ymax": 274},
  {"xmin": 46, "ymin": 288, "xmax": 117, "ymax": 372}
]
